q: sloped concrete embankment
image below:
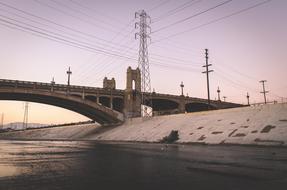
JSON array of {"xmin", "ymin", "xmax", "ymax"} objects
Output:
[{"xmin": 0, "ymin": 104, "xmax": 287, "ymax": 146}]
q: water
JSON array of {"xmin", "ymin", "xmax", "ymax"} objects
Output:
[{"xmin": 0, "ymin": 140, "xmax": 287, "ymax": 190}]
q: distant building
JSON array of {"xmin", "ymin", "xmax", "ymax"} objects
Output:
[{"xmin": 103, "ymin": 77, "xmax": 116, "ymax": 90}]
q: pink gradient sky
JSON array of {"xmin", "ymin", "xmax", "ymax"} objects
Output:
[{"xmin": 0, "ymin": 0, "xmax": 286, "ymax": 124}]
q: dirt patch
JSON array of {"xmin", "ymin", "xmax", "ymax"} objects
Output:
[
  {"xmin": 251, "ymin": 130, "xmax": 258, "ymax": 133},
  {"xmin": 230, "ymin": 122, "xmax": 236, "ymax": 125},
  {"xmin": 261, "ymin": 125, "xmax": 276, "ymax": 133},
  {"xmin": 160, "ymin": 130, "xmax": 179, "ymax": 143},
  {"xmin": 211, "ymin": 131, "xmax": 223, "ymax": 135},
  {"xmin": 279, "ymin": 119, "xmax": 287, "ymax": 122},
  {"xmin": 228, "ymin": 129, "xmax": 238, "ymax": 137},
  {"xmin": 233, "ymin": 133, "xmax": 246, "ymax": 137},
  {"xmin": 198, "ymin": 135, "xmax": 206, "ymax": 141},
  {"xmin": 197, "ymin": 126, "xmax": 204, "ymax": 130},
  {"xmin": 189, "ymin": 133, "xmax": 193, "ymax": 135},
  {"xmin": 240, "ymin": 126, "xmax": 249, "ymax": 128}
]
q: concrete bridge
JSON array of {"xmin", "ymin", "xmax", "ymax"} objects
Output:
[{"xmin": 0, "ymin": 67, "xmax": 242, "ymax": 125}]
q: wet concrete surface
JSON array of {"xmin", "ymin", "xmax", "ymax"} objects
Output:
[{"xmin": 0, "ymin": 140, "xmax": 287, "ymax": 190}]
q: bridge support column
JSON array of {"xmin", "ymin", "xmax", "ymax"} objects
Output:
[
  {"xmin": 124, "ymin": 67, "xmax": 141, "ymax": 118},
  {"xmin": 96, "ymin": 97, "xmax": 99, "ymax": 104},
  {"xmin": 179, "ymin": 98, "xmax": 186, "ymax": 113},
  {"xmin": 110, "ymin": 97, "xmax": 113, "ymax": 109},
  {"xmin": 82, "ymin": 89, "xmax": 85, "ymax": 100}
]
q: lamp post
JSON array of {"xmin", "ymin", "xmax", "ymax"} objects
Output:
[{"xmin": 180, "ymin": 81, "xmax": 184, "ymax": 96}]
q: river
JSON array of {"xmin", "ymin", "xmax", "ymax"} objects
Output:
[{"xmin": 0, "ymin": 140, "xmax": 287, "ymax": 190}]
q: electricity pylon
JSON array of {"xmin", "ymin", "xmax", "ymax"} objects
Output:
[{"xmin": 135, "ymin": 10, "xmax": 152, "ymax": 117}]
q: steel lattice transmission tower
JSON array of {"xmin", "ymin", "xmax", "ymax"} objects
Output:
[
  {"xmin": 135, "ymin": 10, "xmax": 152, "ymax": 117},
  {"xmin": 23, "ymin": 102, "xmax": 29, "ymax": 130}
]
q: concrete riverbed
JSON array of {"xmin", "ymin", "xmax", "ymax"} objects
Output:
[{"xmin": 1, "ymin": 103, "xmax": 287, "ymax": 146}]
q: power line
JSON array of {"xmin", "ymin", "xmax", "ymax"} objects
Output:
[
  {"xmin": 73, "ymin": 28, "xmax": 137, "ymax": 81},
  {"xmin": 34, "ymin": 0, "xmax": 121, "ymax": 34},
  {"xmin": 151, "ymin": 43, "xmax": 203, "ymax": 60},
  {"xmin": 214, "ymin": 69, "xmax": 259, "ymax": 94},
  {"xmin": 153, "ymin": 0, "xmax": 271, "ymax": 43},
  {"xmin": 0, "ymin": 15, "xmax": 139, "ymax": 61},
  {"xmin": 152, "ymin": 0, "xmax": 233, "ymax": 33},
  {"xmin": 0, "ymin": 1, "xmax": 136, "ymax": 50},
  {"xmin": 152, "ymin": 0, "xmax": 201, "ymax": 23},
  {"xmin": 0, "ymin": 1, "xmax": 204, "ymax": 80},
  {"xmin": 148, "ymin": 0, "xmax": 171, "ymax": 12},
  {"xmin": 0, "ymin": 8, "xmax": 135, "ymax": 55},
  {"xmin": 0, "ymin": 14, "xmax": 201, "ymax": 84},
  {"xmin": 68, "ymin": 0, "xmax": 129, "ymax": 25}
]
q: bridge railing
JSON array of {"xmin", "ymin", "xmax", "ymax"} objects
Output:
[{"xmin": 0, "ymin": 79, "xmax": 124, "ymax": 95}]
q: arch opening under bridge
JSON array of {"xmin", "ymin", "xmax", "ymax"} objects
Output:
[
  {"xmin": 0, "ymin": 89, "xmax": 124, "ymax": 125},
  {"xmin": 185, "ymin": 102, "xmax": 216, "ymax": 112}
]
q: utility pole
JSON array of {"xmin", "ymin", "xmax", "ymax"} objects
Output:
[
  {"xmin": 223, "ymin": 96, "xmax": 227, "ymax": 102},
  {"xmin": 180, "ymin": 81, "xmax": 184, "ymax": 96},
  {"xmin": 202, "ymin": 49, "xmax": 213, "ymax": 107},
  {"xmin": 259, "ymin": 80, "xmax": 268, "ymax": 104},
  {"xmin": 23, "ymin": 102, "xmax": 29, "ymax": 130},
  {"xmin": 246, "ymin": 92, "xmax": 250, "ymax": 106},
  {"xmin": 217, "ymin": 86, "xmax": 221, "ymax": 101},
  {"xmin": 135, "ymin": 10, "xmax": 152, "ymax": 117},
  {"xmin": 67, "ymin": 67, "xmax": 72, "ymax": 86}
]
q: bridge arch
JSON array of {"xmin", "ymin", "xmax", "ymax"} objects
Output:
[
  {"xmin": 185, "ymin": 102, "xmax": 217, "ymax": 112},
  {"xmin": 0, "ymin": 89, "xmax": 123, "ymax": 125},
  {"xmin": 151, "ymin": 98, "xmax": 179, "ymax": 111},
  {"xmin": 70, "ymin": 94, "xmax": 82, "ymax": 99}
]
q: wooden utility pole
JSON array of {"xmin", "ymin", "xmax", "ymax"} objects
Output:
[
  {"xmin": 246, "ymin": 92, "xmax": 250, "ymax": 106},
  {"xmin": 202, "ymin": 49, "xmax": 213, "ymax": 106},
  {"xmin": 259, "ymin": 80, "xmax": 268, "ymax": 104}
]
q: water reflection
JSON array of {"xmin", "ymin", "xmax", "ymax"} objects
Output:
[
  {"xmin": 0, "ymin": 140, "xmax": 287, "ymax": 190},
  {"xmin": 0, "ymin": 165, "xmax": 19, "ymax": 177}
]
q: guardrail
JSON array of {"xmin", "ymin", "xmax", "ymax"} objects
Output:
[{"xmin": 0, "ymin": 79, "xmax": 124, "ymax": 94}]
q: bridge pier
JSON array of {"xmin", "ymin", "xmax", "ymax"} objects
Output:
[
  {"xmin": 179, "ymin": 98, "xmax": 186, "ymax": 113},
  {"xmin": 124, "ymin": 67, "xmax": 141, "ymax": 118},
  {"xmin": 110, "ymin": 97, "xmax": 113, "ymax": 109},
  {"xmin": 82, "ymin": 89, "xmax": 85, "ymax": 100}
]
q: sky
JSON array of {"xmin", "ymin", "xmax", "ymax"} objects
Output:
[{"xmin": 0, "ymin": 0, "xmax": 286, "ymax": 125}]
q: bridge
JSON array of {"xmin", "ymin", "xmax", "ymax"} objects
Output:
[{"xmin": 0, "ymin": 67, "xmax": 242, "ymax": 125}]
